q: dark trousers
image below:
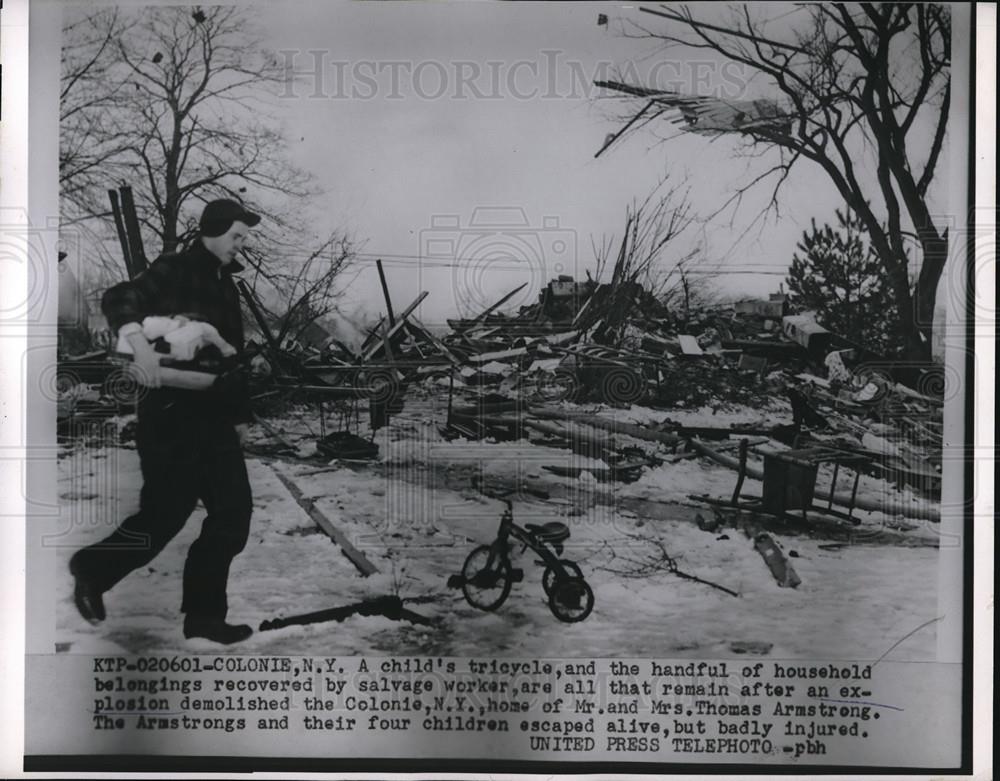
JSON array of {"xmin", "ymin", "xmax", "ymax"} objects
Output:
[{"xmin": 71, "ymin": 398, "xmax": 252, "ymax": 619}]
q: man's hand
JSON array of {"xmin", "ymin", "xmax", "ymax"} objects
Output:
[{"xmin": 235, "ymin": 424, "xmax": 249, "ymax": 446}]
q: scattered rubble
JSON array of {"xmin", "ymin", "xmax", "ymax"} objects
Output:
[{"xmin": 57, "ymin": 268, "xmax": 946, "ymax": 594}]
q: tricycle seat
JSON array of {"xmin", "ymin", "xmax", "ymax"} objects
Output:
[{"xmin": 525, "ymin": 522, "xmax": 570, "ymax": 547}]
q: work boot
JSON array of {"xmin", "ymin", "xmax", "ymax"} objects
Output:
[
  {"xmin": 69, "ymin": 555, "xmax": 106, "ymax": 624},
  {"xmin": 183, "ymin": 615, "xmax": 253, "ymax": 645}
]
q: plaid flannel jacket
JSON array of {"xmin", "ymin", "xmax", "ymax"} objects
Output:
[{"xmin": 102, "ymin": 239, "xmax": 251, "ymax": 423}]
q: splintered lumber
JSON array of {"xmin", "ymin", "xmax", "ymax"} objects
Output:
[
  {"xmin": 379, "ymin": 317, "xmax": 397, "ymax": 366},
  {"xmin": 362, "ymin": 291, "xmax": 429, "ymax": 361},
  {"xmin": 453, "ymin": 283, "xmax": 528, "ymax": 333},
  {"xmin": 270, "ymin": 467, "xmax": 379, "ymax": 576},
  {"xmin": 406, "ymin": 316, "xmax": 461, "ymax": 364},
  {"xmin": 468, "ymin": 346, "xmax": 528, "ymax": 363},
  {"xmin": 688, "ymin": 438, "xmax": 940, "ymax": 523},
  {"xmin": 522, "ymin": 424, "xmax": 652, "ymax": 478},
  {"xmin": 545, "ymin": 330, "xmax": 582, "ymax": 346},
  {"xmin": 118, "ymin": 185, "xmax": 148, "ymax": 274},
  {"xmin": 529, "ymin": 406, "xmax": 683, "ymax": 446},
  {"xmin": 376, "ymin": 259, "xmax": 396, "ymax": 326},
  {"xmin": 571, "ymin": 291, "xmax": 595, "ymax": 326},
  {"xmin": 893, "ymin": 382, "xmax": 945, "ymax": 407},
  {"xmin": 360, "ymin": 316, "xmax": 387, "ymax": 352},
  {"xmin": 552, "ymin": 344, "xmax": 631, "ymax": 368},
  {"xmin": 521, "ymin": 418, "xmax": 614, "ymax": 461}
]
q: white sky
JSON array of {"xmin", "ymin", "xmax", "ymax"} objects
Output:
[
  {"xmin": 61, "ymin": 1, "xmax": 956, "ymax": 326},
  {"xmin": 254, "ymin": 1, "xmax": 880, "ymax": 325}
]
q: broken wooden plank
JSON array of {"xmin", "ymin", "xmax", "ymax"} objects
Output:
[
  {"xmin": 545, "ymin": 330, "xmax": 582, "ymax": 345},
  {"xmin": 550, "ymin": 344, "xmax": 631, "ymax": 368},
  {"xmin": 452, "ymin": 283, "xmax": 528, "ymax": 333},
  {"xmin": 528, "ymin": 405, "xmax": 683, "ymax": 446},
  {"xmin": 406, "ymin": 316, "xmax": 462, "ymax": 365},
  {"xmin": 360, "ymin": 316, "xmax": 387, "ymax": 352},
  {"xmin": 270, "ymin": 467, "xmax": 380, "ymax": 576},
  {"xmin": 468, "ymin": 346, "xmax": 528, "ymax": 363},
  {"xmin": 376, "ymin": 259, "xmax": 396, "ymax": 326},
  {"xmin": 521, "ymin": 417, "xmax": 620, "ymax": 454},
  {"xmin": 108, "ymin": 189, "xmax": 135, "ymax": 280},
  {"xmin": 571, "ymin": 290, "xmax": 596, "ymax": 326},
  {"xmin": 361, "ymin": 291, "xmax": 429, "ymax": 362},
  {"xmin": 119, "ymin": 185, "xmax": 149, "ymax": 275}
]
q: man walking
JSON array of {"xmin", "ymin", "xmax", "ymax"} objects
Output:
[{"xmin": 70, "ymin": 200, "xmax": 260, "ymax": 645}]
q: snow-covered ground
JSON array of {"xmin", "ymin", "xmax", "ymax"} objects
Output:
[{"xmin": 53, "ymin": 402, "xmax": 943, "ymax": 660}]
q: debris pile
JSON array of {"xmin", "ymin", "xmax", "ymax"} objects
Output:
[{"xmin": 57, "ymin": 261, "xmax": 946, "ymax": 592}]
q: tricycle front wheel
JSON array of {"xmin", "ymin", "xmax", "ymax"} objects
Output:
[{"xmin": 548, "ymin": 577, "xmax": 594, "ymax": 623}]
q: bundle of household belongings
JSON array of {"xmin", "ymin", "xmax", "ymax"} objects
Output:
[{"xmin": 114, "ymin": 315, "xmax": 239, "ymax": 391}]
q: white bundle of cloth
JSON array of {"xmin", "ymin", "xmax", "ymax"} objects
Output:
[{"xmin": 117, "ymin": 315, "xmax": 236, "ymax": 361}]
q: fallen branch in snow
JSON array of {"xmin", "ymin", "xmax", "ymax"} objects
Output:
[{"xmin": 596, "ymin": 534, "xmax": 739, "ymax": 597}]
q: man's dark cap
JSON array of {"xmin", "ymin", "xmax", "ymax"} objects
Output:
[{"xmin": 200, "ymin": 199, "xmax": 261, "ymax": 237}]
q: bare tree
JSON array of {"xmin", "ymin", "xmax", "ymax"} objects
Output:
[
  {"xmin": 60, "ymin": 6, "xmax": 357, "ymax": 329},
  {"xmin": 607, "ymin": 3, "xmax": 952, "ymax": 361},
  {"xmin": 103, "ymin": 5, "xmax": 314, "ymax": 254},
  {"xmin": 60, "ymin": 8, "xmax": 133, "ymax": 225},
  {"xmin": 59, "ymin": 9, "xmax": 140, "ymax": 287}
]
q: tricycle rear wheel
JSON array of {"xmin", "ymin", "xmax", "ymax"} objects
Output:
[
  {"xmin": 541, "ymin": 559, "xmax": 584, "ymax": 596},
  {"xmin": 461, "ymin": 545, "xmax": 513, "ymax": 611}
]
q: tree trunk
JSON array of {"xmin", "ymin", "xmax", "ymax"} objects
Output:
[
  {"xmin": 901, "ymin": 311, "xmax": 931, "ymax": 362},
  {"xmin": 909, "ymin": 234, "xmax": 949, "ymax": 362},
  {"xmin": 162, "ymin": 201, "xmax": 180, "ymax": 254},
  {"xmin": 161, "ymin": 116, "xmax": 183, "ymax": 254}
]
